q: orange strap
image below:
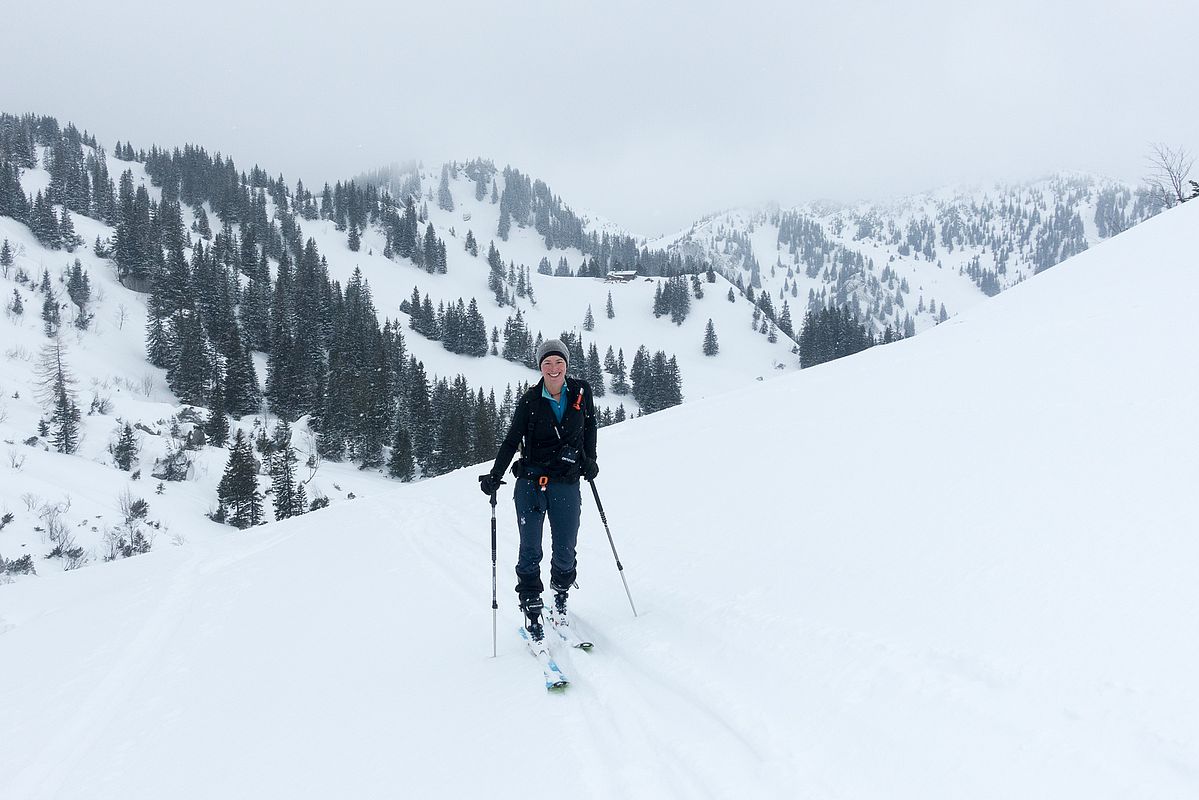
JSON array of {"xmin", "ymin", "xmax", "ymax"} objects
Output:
[
  {"xmin": 572, "ymin": 387, "xmax": 584, "ymax": 411},
  {"xmin": 538, "ymin": 475, "xmax": 549, "ymax": 491}
]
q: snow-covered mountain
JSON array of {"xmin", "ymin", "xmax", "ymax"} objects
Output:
[
  {"xmin": 2, "ymin": 179, "xmax": 1195, "ymax": 798},
  {"xmin": 0, "ymin": 113, "xmax": 1171, "ymax": 588},
  {"xmin": 654, "ymin": 174, "xmax": 1157, "ymax": 339},
  {"xmin": 0, "ymin": 115, "xmax": 796, "ymax": 574}
]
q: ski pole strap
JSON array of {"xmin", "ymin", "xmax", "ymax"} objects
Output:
[{"xmin": 538, "ymin": 475, "xmax": 549, "ymax": 491}]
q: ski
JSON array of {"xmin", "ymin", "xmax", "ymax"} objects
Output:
[
  {"xmin": 546, "ymin": 607, "xmax": 594, "ymax": 650},
  {"xmin": 518, "ymin": 627, "xmax": 570, "ymax": 690}
]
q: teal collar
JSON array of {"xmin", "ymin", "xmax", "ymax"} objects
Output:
[{"xmin": 541, "ymin": 382, "xmax": 567, "ymax": 423}]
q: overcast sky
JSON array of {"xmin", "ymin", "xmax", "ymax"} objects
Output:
[{"xmin": 2, "ymin": 0, "xmax": 1195, "ymax": 235}]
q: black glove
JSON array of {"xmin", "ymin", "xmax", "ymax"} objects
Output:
[
  {"xmin": 478, "ymin": 473, "xmax": 504, "ymax": 495},
  {"xmin": 582, "ymin": 459, "xmax": 599, "ymax": 481}
]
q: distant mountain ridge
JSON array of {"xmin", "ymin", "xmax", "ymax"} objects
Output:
[{"xmin": 655, "ymin": 173, "xmax": 1158, "ymax": 340}]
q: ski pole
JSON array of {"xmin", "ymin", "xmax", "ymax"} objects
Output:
[
  {"xmin": 490, "ymin": 489, "xmax": 499, "ymax": 658},
  {"xmin": 587, "ymin": 478, "xmax": 637, "ymax": 617}
]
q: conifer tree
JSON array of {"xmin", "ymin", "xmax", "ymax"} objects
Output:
[
  {"xmin": 645, "ymin": 350, "xmax": 670, "ymax": 413},
  {"xmin": 0, "ymin": 238, "xmax": 12, "ymax": 271},
  {"xmin": 778, "ymin": 300, "xmax": 793, "ymax": 339},
  {"xmin": 606, "ymin": 291, "xmax": 615, "ymax": 319},
  {"xmin": 611, "ymin": 349, "xmax": 630, "ymax": 394},
  {"xmin": 653, "ymin": 283, "xmax": 666, "ymax": 317},
  {"xmin": 387, "ymin": 426, "xmax": 415, "ymax": 480},
  {"xmin": 241, "ymin": 250, "xmax": 272, "ymax": 352},
  {"xmin": 269, "ymin": 425, "xmax": 303, "ymax": 521},
  {"xmin": 291, "ymin": 239, "xmax": 329, "ymax": 414},
  {"xmin": 51, "ymin": 381, "xmax": 80, "ymax": 454},
  {"xmin": 466, "ymin": 298, "xmax": 488, "ymax": 357},
  {"xmin": 661, "ymin": 353, "xmax": 683, "ymax": 410},
  {"xmin": 423, "ymin": 223, "xmax": 440, "ymax": 273},
  {"xmin": 585, "ymin": 343, "xmax": 605, "ymax": 396},
  {"xmin": 432, "ymin": 375, "xmax": 472, "ymax": 476},
  {"xmin": 703, "ymin": 319, "xmax": 719, "ymax": 356},
  {"xmin": 31, "ymin": 191, "xmax": 61, "ymax": 249},
  {"xmin": 583, "ymin": 305, "xmax": 595, "ymax": 331},
  {"xmin": 195, "ymin": 206, "xmax": 212, "ymax": 239},
  {"xmin": 563, "ymin": 331, "xmax": 585, "ymax": 367},
  {"xmin": 167, "ymin": 312, "xmax": 210, "ymax": 406},
  {"xmin": 205, "ymin": 382, "xmax": 230, "ymax": 447},
  {"xmin": 630, "ymin": 346, "xmax": 650, "ymax": 406},
  {"xmin": 217, "ymin": 429, "xmax": 263, "ymax": 529},
  {"xmin": 145, "ymin": 311, "xmax": 171, "ymax": 367},
  {"xmin": 487, "ymin": 242, "xmax": 506, "ymax": 304},
  {"xmin": 41, "ymin": 295, "xmax": 60, "ymax": 336},
  {"xmin": 110, "ymin": 422, "xmax": 139, "ymax": 470},
  {"xmin": 406, "ymin": 358, "xmax": 434, "ymax": 472},
  {"xmin": 222, "ymin": 320, "xmax": 261, "ymax": 418},
  {"xmin": 670, "ymin": 276, "xmax": 691, "ymax": 325},
  {"xmin": 438, "ymin": 164, "xmax": 454, "ymax": 212},
  {"xmin": 66, "ymin": 261, "xmax": 90, "ymax": 311},
  {"xmin": 470, "ymin": 388, "xmax": 498, "ymax": 465},
  {"xmin": 9, "ymin": 288, "xmax": 23, "ymax": 316},
  {"xmin": 59, "ymin": 207, "xmax": 80, "ymax": 251},
  {"xmin": 265, "ymin": 253, "xmax": 299, "ymax": 419},
  {"xmin": 497, "ymin": 207, "xmax": 511, "ymax": 240}
]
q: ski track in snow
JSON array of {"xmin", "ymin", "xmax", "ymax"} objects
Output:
[
  {"xmin": 6, "ymin": 551, "xmax": 203, "ymax": 799},
  {"xmin": 370, "ymin": 490, "xmax": 778, "ymax": 799}
]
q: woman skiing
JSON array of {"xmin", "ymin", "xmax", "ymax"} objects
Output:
[{"xmin": 479, "ymin": 339, "xmax": 598, "ymax": 642}]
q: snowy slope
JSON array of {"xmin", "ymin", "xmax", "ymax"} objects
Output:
[{"xmin": 1, "ymin": 191, "xmax": 1195, "ymax": 796}]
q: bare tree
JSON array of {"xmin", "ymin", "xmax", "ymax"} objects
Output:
[
  {"xmin": 33, "ymin": 336, "xmax": 76, "ymax": 408},
  {"xmin": 1144, "ymin": 142, "xmax": 1194, "ymax": 210}
]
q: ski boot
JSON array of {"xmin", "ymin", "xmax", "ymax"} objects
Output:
[
  {"xmin": 546, "ymin": 588, "xmax": 574, "ymax": 634},
  {"xmin": 520, "ymin": 595, "xmax": 545, "ymax": 644}
]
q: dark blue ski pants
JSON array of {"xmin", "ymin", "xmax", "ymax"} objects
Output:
[{"xmin": 513, "ymin": 478, "xmax": 580, "ymax": 601}]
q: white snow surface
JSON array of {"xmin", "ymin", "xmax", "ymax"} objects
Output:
[{"xmin": 1, "ymin": 200, "xmax": 1197, "ymax": 797}]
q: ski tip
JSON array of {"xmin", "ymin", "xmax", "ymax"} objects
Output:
[{"xmin": 548, "ymin": 679, "xmax": 570, "ymax": 691}]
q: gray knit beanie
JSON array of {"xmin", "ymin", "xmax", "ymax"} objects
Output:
[{"xmin": 537, "ymin": 338, "xmax": 569, "ymax": 368}]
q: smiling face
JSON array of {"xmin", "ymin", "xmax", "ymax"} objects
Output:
[{"xmin": 540, "ymin": 355, "xmax": 567, "ymax": 396}]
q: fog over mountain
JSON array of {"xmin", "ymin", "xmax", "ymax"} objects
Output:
[{"xmin": 1, "ymin": 0, "xmax": 1194, "ymax": 234}]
